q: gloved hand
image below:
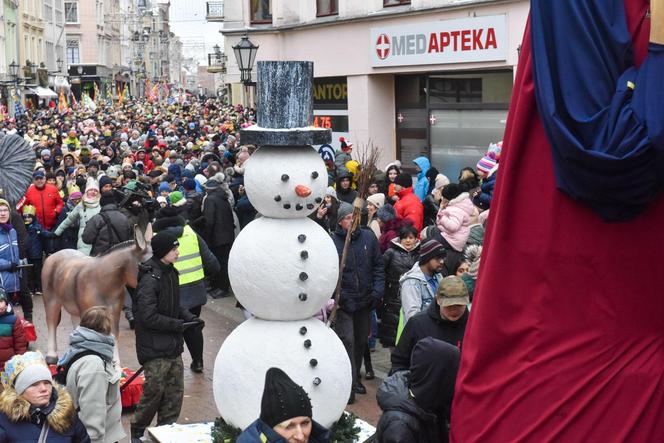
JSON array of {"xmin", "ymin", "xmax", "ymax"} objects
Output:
[
  {"xmin": 9, "ymin": 262, "xmax": 19, "ymax": 272},
  {"xmin": 193, "ymin": 317, "xmax": 205, "ymax": 329}
]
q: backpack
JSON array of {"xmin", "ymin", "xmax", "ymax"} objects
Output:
[{"xmin": 53, "ymin": 350, "xmax": 105, "ymax": 385}]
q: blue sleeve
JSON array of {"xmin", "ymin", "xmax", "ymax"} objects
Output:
[{"xmin": 531, "ymin": 0, "xmax": 664, "ymax": 221}]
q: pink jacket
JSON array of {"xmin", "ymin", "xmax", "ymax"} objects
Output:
[{"xmin": 436, "ymin": 192, "xmax": 475, "ymax": 251}]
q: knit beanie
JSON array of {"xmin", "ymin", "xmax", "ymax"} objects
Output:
[
  {"xmin": 98, "ymin": 175, "xmax": 113, "ymax": 189},
  {"xmin": 376, "ymin": 204, "xmax": 396, "ymax": 223},
  {"xmin": 169, "ymin": 191, "xmax": 186, "ymax": 207},
  {"xmin": 259, "ymin": 368, "xmax": 312, "ymax": 428},
  {"xmin": 441, "ymin": 183, "xmax": 463, "ymax": 201},
  {"xmin": 436, "ymin": 276, "xmax": 470, "ymax": 307},
  {"xmin": 183, "ymin": 178, "xmax": 197, "ymax": 191},
  {"xmin": 394, "ymin": 173, "xmax": 413, "ymax": 188},
  {"xmin": 85, "ymin": 177, "xmax": 100, "ymax": 192},
  {"xmin": 418, "ymin": 240, "xmax": 447, "ymax": 265},
  {"xmin": 151, "ymin": 231, "xmax": 179, "ymax": 260},
  {"xmin": 476, "ymin": 154, "xmax": 498, "ymax": 176},
  {"xmin": 336, "ymin": 201, "xmax": 354, "ymax": 224},
  {"xmin": 433, "ymin": 174, "xmax": 450, "ymax": 191},
  {"xmin": 1, "ymin": 352, "xmax": 53, "ymax": 395},
  {"xmin": 325, "ymin": 186, "xmax": 337, "ymax": 200},
  {"xmin": 367, "ymin": 193, "xmax": 385, "ymax": 210}
]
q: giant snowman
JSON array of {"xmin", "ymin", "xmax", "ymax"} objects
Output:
[{"xmin": 213, "ymin": 61, "xmax": 352, "ymax": 430}]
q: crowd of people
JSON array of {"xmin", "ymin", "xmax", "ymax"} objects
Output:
[{"xmin": 0, "ymin": 95, "xmax": 502, "ymax": 442}]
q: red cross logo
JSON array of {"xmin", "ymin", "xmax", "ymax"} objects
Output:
[{"xmin": 376, "ymin": 34, "xmax": 391, "ymax": 60}]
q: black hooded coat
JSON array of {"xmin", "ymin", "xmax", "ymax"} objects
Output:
[{"xmin": 375, "ymin": 337, "xmax": 460, "ymax": 443}]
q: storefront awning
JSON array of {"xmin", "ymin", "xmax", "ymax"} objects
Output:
[{"xmin": 29, "ymin": 86, "xmax": 58, "ymax": 98}]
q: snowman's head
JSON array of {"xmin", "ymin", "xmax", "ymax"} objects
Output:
[{"xmin": 245, "ymin": 146, "xmax": 328, "ymax": 219}]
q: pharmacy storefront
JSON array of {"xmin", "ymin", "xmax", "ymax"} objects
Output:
[
  {"xmin": 371, "ymin": 15, "xmax": 515, "ymax": 176},
  {"xmin": 225, "ymin": 0, "xmax": 528, "ymax": 174}
]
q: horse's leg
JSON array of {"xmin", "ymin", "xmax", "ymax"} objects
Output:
[
  {"xmin": 43, "ymin": 297, "xmax": 62, "ymax": 365},
  {"xmin": 111, "ymin": 292, "xmax": 124, "ymax": 365}
]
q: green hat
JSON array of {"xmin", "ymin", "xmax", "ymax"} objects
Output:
[{"xmin": 168, "ymin": 191, "xmax": 186, "ymax": 207}]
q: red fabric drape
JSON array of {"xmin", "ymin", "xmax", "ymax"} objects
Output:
[{"xmin": 451, "ymin": 2, "xmax": 664, "ymax": 441}]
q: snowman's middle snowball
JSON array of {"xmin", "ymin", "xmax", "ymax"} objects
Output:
[{"xmin": 228, "ymin": 217, "xmax": 339, "ymax": 320}]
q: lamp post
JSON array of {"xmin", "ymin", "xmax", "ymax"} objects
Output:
[
  {"xmin": 232, "ymin": 34, "xmax": 259, "ymax": 84},
  {"xmin": 57, "ymin": 58, "xmax": 64, "ymax": 73},
  {"xmin": 7, "ymin": 61, "xmax": 20, "ymax": 117},
  {"xmin": 232, "ymin": 33, "xmax": 258, "ymax": 106}
]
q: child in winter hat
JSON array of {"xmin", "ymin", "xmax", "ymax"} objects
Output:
[{"xmin": 0, "ymin": 289, "xmax": 27, "ymax": 371}]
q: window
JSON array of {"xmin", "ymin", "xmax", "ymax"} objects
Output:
[
  {"xmin": 56, "ymin": 10, "xmax": 64, "ymax": 25},
  {"xmin": 44, "ymin": 3, "xmax": 53, "ymax": 22},
  {"xmin": 384, "ymin": 0, "xmax": 410, "ymax": 6},
  {"xmin": 316, "ymin": 0, "xmax": 338, "ymax": 16},
  {"xmin": 66, "ymin": 39, "xmax": 80, "ymax": 64},
  {"xmin": 250, "ymin": 0, "xmax": 272, "ymax": 24},
  {"xmin": 65, "ymin": 2, "xmax": 78, "ymax": 23}
]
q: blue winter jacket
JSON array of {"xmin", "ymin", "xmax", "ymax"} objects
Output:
[
  {"xmin": 24, "ymin": 220, "xmax": 54, "ymax": 260},
  {"xmin": 413, "ymin": 157, "xmax": 431, "ymax": 202},
  {"xmin": 237, "ymin": 418, "xmax": 330, "ymax": 443},
  {"xmin": 473, "ymin": 172, "xmax": 497, "ymax": 211},
  {"xmin": 0, "ymin": 226, "xmax": 20, "ymax": 293},
  {"xmin": 331, "ymin": 226, "xmax": 385, "ymax": 313}
]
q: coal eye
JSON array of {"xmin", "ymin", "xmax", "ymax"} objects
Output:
[
  {"xmin": 281, "ymin": 174, "xmax": 289, "ymax": 182},
  {"xmin": 311, "ymin": 171, "xmax": 319, "ymax": 179}
]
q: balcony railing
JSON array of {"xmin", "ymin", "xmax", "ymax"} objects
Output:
[
  {"xmin": 207, "ymin": 52, "xmax": 226, "ymax": 73},
  {"xmin": 206, "ymin": 2, "xmax": 224, "ymax": 21}
]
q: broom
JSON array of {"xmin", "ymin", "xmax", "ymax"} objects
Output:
[{"xmin": 327, "ymin": 142, "xmax": 381, "ymax": 326}]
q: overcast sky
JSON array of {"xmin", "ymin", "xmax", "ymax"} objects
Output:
[{"xmin": 168, "ymin": 0, "xmax": 224, "ymax": 65}]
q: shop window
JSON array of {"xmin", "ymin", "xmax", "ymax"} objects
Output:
[
  {"xmin": 250, "ymin": 0, "xmax": 272, "ymax": 24},
  {"xmin": 384, "ymin": 0, "xmax": 411, "ymax": 6},
  {"xmin": 429, "ymin": 72, "xmax": 512, "ymax": 105},
  {"xmin": 64, "ymin": 1, "xmax": 78, "ymax": 23},
  {"xmin": 317, "ymin": 0, "xmax": 338, "ymax": 17}
]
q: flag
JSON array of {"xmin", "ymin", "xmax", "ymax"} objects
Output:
[
  {"xmin": 70, "ymin": 90, "xmax": 78, "ymax": 110},
  {"xmin": 106, "ymin": 85, "xmax": 114, "ymax": 105},
  {"xmin": 58, "ymin": 88, "xmax": 69, "ymax": 113},
  {"xmin": 82, "ymin": 92, "xmax": 97, "ymax": 110},
  {"xmin": 93, "ymin": 82, "xmax": 101, "ymax": 104}
]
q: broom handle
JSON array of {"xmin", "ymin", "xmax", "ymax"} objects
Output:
[{"xmin": 653, "ymin": 0, "xmax": 664, "ymax": 44}]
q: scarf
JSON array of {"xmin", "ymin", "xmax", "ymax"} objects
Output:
[
  {"xmin": 57, "ymin": 326, "xmax": 115, "ymax": 367},
  {"xmin": 0, "ymin": 223, "xmax": 13, "ymax": 232}
]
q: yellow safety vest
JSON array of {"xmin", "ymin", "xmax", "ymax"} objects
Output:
[{"xmin": 174, "ymin": 225, "xmax": 204, "ymax": 285}]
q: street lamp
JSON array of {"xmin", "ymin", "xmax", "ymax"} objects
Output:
[
  {"xmin": 232, "ymin": 33, "xmax": 258, "ymax": 85},
  {"xmin": 29, "ymin": 62, "xmax": 37, "ymax": 76},
  {"xmin": 57, "ymin": 58, "xmax": 64, "ymax": 72},
  {"xmin": 9, "ymin": 61, "xmax": 19, "ymax": 79},
  {"xmin": 77, "ymin": 65, "xmax": 83, "ymax": 75}
]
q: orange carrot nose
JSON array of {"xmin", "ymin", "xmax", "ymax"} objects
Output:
[{"xmin": 295, "ymin": 185, "xmax": 312, "ymax": 197}]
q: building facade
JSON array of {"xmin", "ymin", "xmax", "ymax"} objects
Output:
[
  {"xmin": 65, "ymin": 0, "xmax": 125, "ymax": 99},
  {"xmin": 216, "ymin": 0, "xmax": 528, "ymax": 174}
]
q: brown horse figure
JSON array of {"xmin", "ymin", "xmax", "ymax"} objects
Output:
[{"xmin": 41, "ymin": 226, "xmax": 151, "ymax": 364}]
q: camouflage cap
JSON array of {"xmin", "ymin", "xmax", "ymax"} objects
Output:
[{"xmin": 436, "ymin": 276, "xmax": 470, "ymax": 307}]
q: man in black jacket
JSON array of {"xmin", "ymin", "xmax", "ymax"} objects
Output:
[
  {"xmin": 81, "ymin": 192, "xmax": 132, "ymax": 256},
  {"xmin": 201, "ymin": 179, "xmax": 235, "ymax": 298},
  {"xmin": 130, "ymin": 231, "xmax": 202, "ymax": 443},
  {"xmin": 331, "ymin": 202, "xmax": 384, "ymax": 403},
  {"xmin": 390, "ymin": 276, "xmax": 469, "ymax": 374}
]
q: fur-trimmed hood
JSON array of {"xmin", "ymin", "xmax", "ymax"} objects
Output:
[{"xmin": 0, "ymin": 384, "xmax": 77, "ymax": 434}]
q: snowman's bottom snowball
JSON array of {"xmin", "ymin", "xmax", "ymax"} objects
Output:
[{"xmin": 213, "ymin": 317, "xmax": 352, "ymax": 430}]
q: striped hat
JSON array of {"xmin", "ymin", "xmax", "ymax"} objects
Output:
[
  {"xmin": 418, "ymin": 240, "xmax": 447, "ymax": 265},
  {"xmin": 476, "ymin": 154, "xmax": 498, "ymax": 176}
]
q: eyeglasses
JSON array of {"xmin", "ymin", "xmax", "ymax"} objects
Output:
[{"xmin": 0, "ymin": 209, "xmax": 10, "ymax": 213}]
